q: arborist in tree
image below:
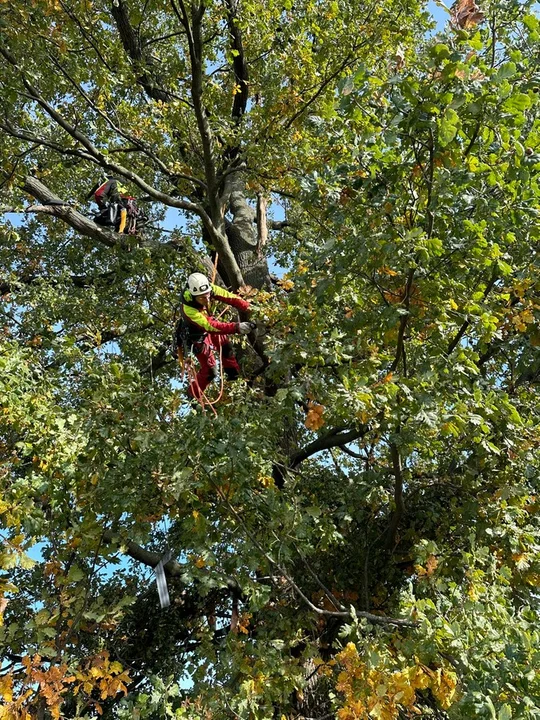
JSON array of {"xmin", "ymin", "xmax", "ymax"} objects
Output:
[
  {"xmin": 87, "ymin": 176, "xmax": 141, "ymax": 234},
  {"xmin": 177, "ymin": 273, "xmax": 255, "ymax": 401}
]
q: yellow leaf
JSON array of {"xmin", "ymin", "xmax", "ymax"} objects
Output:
[
  {"xmin": 431, "ymin": 669, "xmax": 457, "ymax": 709},
  {"xmin": 0, "ymin": 673, "xmax": 13, "ymax": 702},
  {"xmin": 305, "ymin": 402, "xmax": 325, "ymax": 430},
  {"xmin": 277, "ymin": 278, "xmax": 294, "ymax": 291},
  {"xmin": 410, "ymin": 666, "xmax": 430, "ymax": 691},
  {"xmin": 426, "ymin": 555, "xmax": 438, "ymax": 576}
]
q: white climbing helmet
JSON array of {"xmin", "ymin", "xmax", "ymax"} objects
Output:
[{"xmin": 187, "ymin": 272, "xmax": 211, "ymax": 296}]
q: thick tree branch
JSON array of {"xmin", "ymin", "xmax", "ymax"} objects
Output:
[
  {"xmin": 102, "ymin": 529, "xmax": 185, "ymax": 576},
  {"xmin": 23, "ymin": 176, "xmax": 118, "ymax": 248},
  {"xmin": 390, "ymin": 267, "xmax": 415, "ymax": 373},
  {"xmin": 111, "ymin": 0, "xmax": 172, "ymax": 102},
  {"xmin": 225, "ymin": 0, "xmax": 249, "ymax": 120},
  {"xmin": 267, "ymin": 219, "xmax": 290, "ymax": 231},
  {"xmin": 290, "ymin": 426, "xmax": 367, "ymax": 469},
  {"xmin": 171, "ymin": 0, "xmax": 217, "ymax": 195},
  {"xmin": 256, "ymin": 193, "xmax": 268, "ymax": 259},
  {"xmin": 385, "ymin": 442, "xmax": 405, "ymax": 551},
  {"xmin": 167, "ymin": 0, "xmax": 245, "ymax": 289}
]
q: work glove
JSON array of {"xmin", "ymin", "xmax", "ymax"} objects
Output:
[{"xmin": 238, "ymin": 321, "xmax": 256, "ymax": 335}]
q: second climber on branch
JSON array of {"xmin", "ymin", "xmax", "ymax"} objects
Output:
[
  {"xmin": 178, "ymin": 273, "xmax": 255, "ymax": 401},
  {"xmin": 88, "ymin": 176, "xmax": 141, "ymax": 234}
]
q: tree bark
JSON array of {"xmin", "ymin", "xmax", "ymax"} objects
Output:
[{"xmin": 222, "ymin": 173, "xmax": 272, "ymax": 289}]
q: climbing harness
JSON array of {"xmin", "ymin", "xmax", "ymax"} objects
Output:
[
  {"xmin": 93, "ymin": 198, "xmax": 146, "ymax": 234},
  {"xmin": 173, "ymin": 320, "xmax": 190, "ymax": 382}
]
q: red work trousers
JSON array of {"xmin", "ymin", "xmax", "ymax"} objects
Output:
[{"xmin": 189, "ymin": 333, "xmax": 240, "ymax": 400}]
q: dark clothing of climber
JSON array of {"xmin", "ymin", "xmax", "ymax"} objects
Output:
[
  {"xmin": 179, "ymin": 273, "xmax": 252, "ymax": 400},
  {"xmin": 90, "ymin": 177, "xmax": 139, "ymax": 234},
  {"xmin": 94, "ymin": 177, "xmax": 127, "ymax": 209}
]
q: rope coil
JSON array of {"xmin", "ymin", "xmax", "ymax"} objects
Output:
[{"xmin": 183, "ymin": 342, "xmax": 225, "ymax": 417}]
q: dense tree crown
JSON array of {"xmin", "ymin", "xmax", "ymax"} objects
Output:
[{"xmin": 1, "ymin": 0, "xmax": 540, "ymax": 717}]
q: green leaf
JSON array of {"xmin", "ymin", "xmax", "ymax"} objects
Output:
[
  {"xmin": 67, "ymin": 566, "xmax": 85, "ymax": 583},
  {"xmin": 430, "ymin": 43, "xmax": 451, "ymax": 61},
  {"xmin": 439, "ymin": 107, "xmax": 460, "ymax": 146},
  {"xmin": 503, "ymin": 93, "xmax": 532, "ymax": 114},
  {"xmin": 523, "ymin": 14, "xmax": 539, "ymax": 31},
  {"xmin": 496, "ymin": 62, "xmax": 516, "ymax": 82}
]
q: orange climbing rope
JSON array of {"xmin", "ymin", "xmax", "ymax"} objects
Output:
[{"xmin": 184, "ymin": 342, "xmax": 225, "ymax": 416}]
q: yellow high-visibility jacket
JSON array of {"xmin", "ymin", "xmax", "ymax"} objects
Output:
[{"xmin": 180, "ymin": 284, "xmax": 250, "ymax": 340}]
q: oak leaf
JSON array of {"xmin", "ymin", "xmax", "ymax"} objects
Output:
[
  {"xmin": 305, "ymin": 402, "xmax": 325, "ymax": 430},
  {"xmin": 450, "ymin": 0, "xmax": 485, "ymax": 28}
]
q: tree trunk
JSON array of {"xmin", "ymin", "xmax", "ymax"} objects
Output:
[{"xmin": 223, "ymin": 174, "xmax": 272, "ymax": 290}]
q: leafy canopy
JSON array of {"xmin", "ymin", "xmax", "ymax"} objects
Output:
[{"xmin": 1, "ymin": 0, "xmax": 540, "ymax": 718}]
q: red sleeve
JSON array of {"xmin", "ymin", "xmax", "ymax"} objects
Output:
[
  {"xmin": 219, "ymin": 296, "xmax": 250, "ymax": 313},
  {"xmin": 208, "ymin": 317, "xmax": 239, "ymax": 334}
]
